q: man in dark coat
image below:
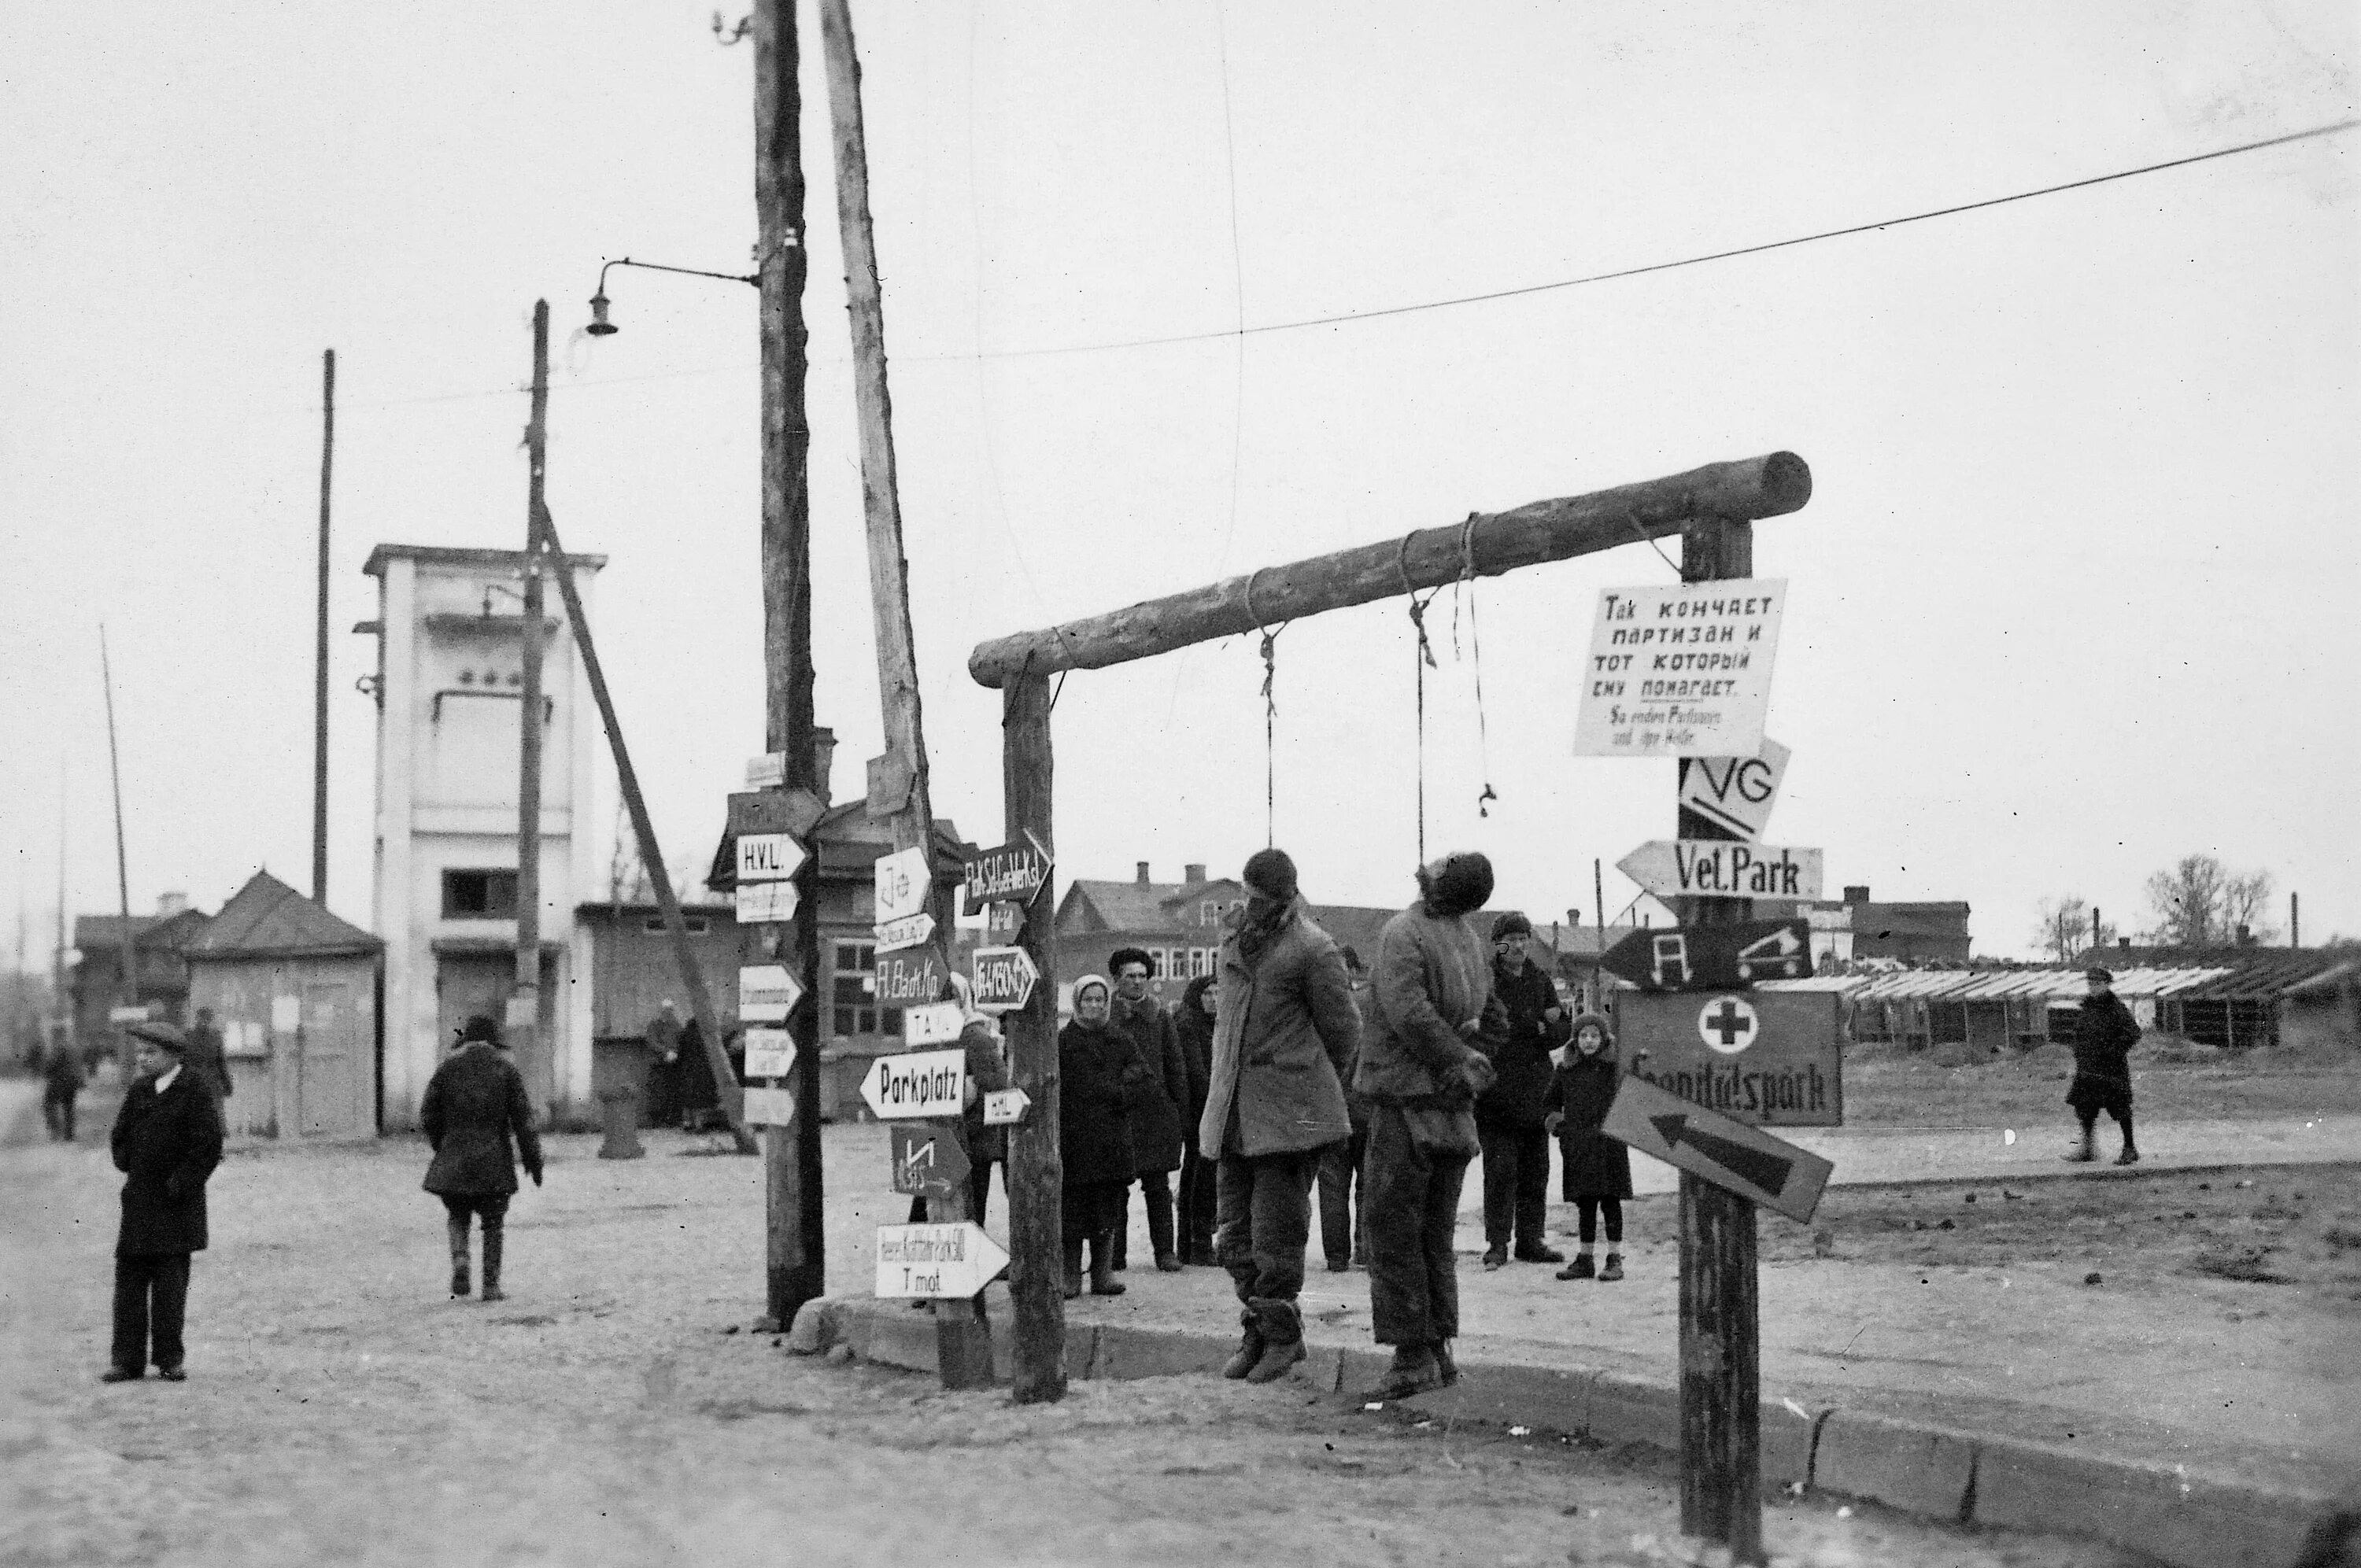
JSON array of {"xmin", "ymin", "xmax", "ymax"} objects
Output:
[
  {"xmin": 1476, "ymin": 911, "xmax": 1568, "ymax": 1270},
  {"xmin": 420, "ymin": 1015, "xmax": 545, "ymax": 1301},
  {"xmin": 1198, "ymin": 848, "xmax": 1361, "ymax": 1385},
  {"xmin": 104, "ymin": 1021, "xmax": 224, "ymax": 1382},
  {"xmin": 1173, "ymin": 975, "xmax": 1219, "ymax": 1264},
  {"xmin": 42, "ymin": 1033, "xmax": 85, "ymax": 1142},
  {"xmin": 183, "ymin": 1006, "xmax": 234, "ymax": 1104},
  {"xmin": 1354, "ymin": 850, "xmax": 1502, "ymax": 1400},
  {"xmin": 1108, "ymin": 946, "xmax": 1191, "ymax": 1272},
  {"xmin": 2067, "ymin": 967, "xmax": 2141, "ymax": 1165}
]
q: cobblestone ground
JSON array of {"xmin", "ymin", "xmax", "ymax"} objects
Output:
[{"xmin": 0, "ymin": 1131, "xmax": 2146, "ymax": 1568}]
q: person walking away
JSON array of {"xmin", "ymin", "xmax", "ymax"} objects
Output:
[
  {"xmin": 2067, "ymin": 966, "xmax": 2141, "ymax": 1165},
  {"xmin": 183, "ymin": 1007, "xmax": 234, "ymax": 1105},
  {"xmin": 1108, "ymin": 947, "xmax": 1191, "ymax": 1271},
  {"xmin": 103, "ymin": 1022, "xmax": 223, "ymax": 1382},
  {"xmin": 1545, "ymin": 1013, "xmax": 1633, "ymax": 1282},
  {"xmin": 42, "ymin": 1033, "xmax": 85, "ymax": 1142},
  {"xmin": 1354, "ymin": 851, "xmax": 1503, "ymax": 1400},
  {"xmin": 1173, "ymin": 975, "xmax": 1220, "ymax": 1265},
  {"xmin": 1476, "ymin": 912, "xmax": 1567, "ymax": 1271},
  {"xmin": 420, "ymin": 1015, "xmax": 544, "ymax": 1301},
  {"xmin": 906, "ymin": 974, "xmax": 1010, "ymax": 1226},
  {"xmin": 1199, "ymin": 848, "xmax": 1361, "ymax": 1385},
  {"xmin": 1059, "ymin": 976, "xmax": 1145, "ymax": 1298}
]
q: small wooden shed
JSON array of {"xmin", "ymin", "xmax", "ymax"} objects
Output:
[{"xmin": 184, "ymin": 871, "xmax": 382, "ymax": 1139}]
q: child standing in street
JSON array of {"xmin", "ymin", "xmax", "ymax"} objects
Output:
[{"xmin": 1544, "ymin": 1013, "xmax": 1632, "ymax": 1282}]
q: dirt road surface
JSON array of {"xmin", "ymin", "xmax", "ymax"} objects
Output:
[{"xmin": 2, "ymin": 1131, "xmax": 2150, "ymax": 1568}]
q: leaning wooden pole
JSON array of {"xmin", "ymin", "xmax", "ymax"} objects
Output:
[
  {"xmin": 969, "ymin": 453, "xmax": 1809, "ymax": 684},
  {"xmin": 1000, "ymin": 672, "xmax": 1066, "ymax": 1402},
  {"xmin": 817, "ymin": 0, "xmax": 992, "ymax": 1389},
  {"xmin": 537, "ymin": 506, "xmax": 756, "ymax": 1155},
  {"xmin": 98, "ymin": 627, "xmax": 138, "ymax": 1072}
]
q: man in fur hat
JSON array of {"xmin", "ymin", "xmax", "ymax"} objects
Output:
[
  {"xmin": 104, "ymin": 1021, "xmax": 224, "ymax": 1382},
  {"xmin": 1353, "ymin": 851, "xmax": 1504, "ymax": 1400}
]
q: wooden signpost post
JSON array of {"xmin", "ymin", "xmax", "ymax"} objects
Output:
[{"xmin": 966, "ymin": 452, "xmax": 1814, "ymax": 1409}]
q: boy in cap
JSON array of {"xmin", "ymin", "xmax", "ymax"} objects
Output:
[
  {"xmin": 103, "ymin": 1020, "xmax": 224, "ymax": 1382},
  {"xmin": 2067, "ymin": 968, "xmax": 2141, "ymax": 1164},
  {"xmin": 1476, "ymin": 910, "xmax": 1567, "ymax": 1270}
]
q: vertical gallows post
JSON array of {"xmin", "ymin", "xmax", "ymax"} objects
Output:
[
  {"xmin": 1673, "ymin": 512, "xmax": 1763, "ymax": 1564},
  {"xmin": 753, "ymin": 0, "xmax": 826, "ymax": 1327},
  {"xmin": 512, "ymin": 302, "xmax": 549, "ymax": 1112},
  {"xmin": 1001, "ymin": 672, "xmax": 1066, "ymax": 1401},
  {"xmin": 312, "ymin": 348, "xmax": 334, "ymax": 906}
]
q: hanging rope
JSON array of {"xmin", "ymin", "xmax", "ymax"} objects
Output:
[
  {"xmin": 1457, "ymin": 517, "xmax": 1500, "ymax": 818},
  {"xmin": 1397, "ymin": 534, "xmax": 1440, "ymax": 863},
  {"xmin": 1245, "ymin": 569, "xmax": 1288, "ymax": 848}
]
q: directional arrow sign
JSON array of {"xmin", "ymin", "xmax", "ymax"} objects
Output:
[
  {"xmin": 1618, "ymin": 840, "xmax": 1823, "ymax": 903},
  {"xmin": 970, "ymin": 946, "xmax": 1040, "ymax": 1013},
  {"xmin": 873, "ymin": 912, "xmax": 937, "ymax": 954},
  {"xmin": 1599, "ymin": 918, "xmax": 1813, "ymax": 992},
  {"xmin": 961, "ymin": 831, "xmax": 1054, "ymax": 913},
  {"xmin": 890, "ymin": 1120, "xmax": 973, "ymax": 1200},
  {"xmin": 873, "ymin": 846, "xmax": 929, "ymax": 924},
  {"xmin": 903, "ymin": 1001, "xmax": 965, "ymax": 1047},
  {"xmin": 737, "ymin": 965, "xmax": 805, "ymax": 1024},
  {"xmin": 1677, "ymin": 736, "xmax": 1791, "ymax": 842},
  {"xmin": 734, "ymin": 880, "xmax": 800, "ymax": 924},
  {"xmin": 742, "ymin": 1026, "xmax": 796, "ymax": 1079},
  {"xmin": 874, "ymin": 1222, "xmax": 1011, "ymax": 1300},
  {"xmin": 1602, "ymin": 1072, "xmax": 1833, "ymax": 1223},
  {"xmin": 742, "ymin": 1086, "xmax": 796, "ymax": 1127},
  {"xmin": 860, "ymin": 1047, "xmax": 967, "ymax": 1120},
  {"xmin": 736, "ymin": 832, "xmax": 807, "ymax": 884},
  {"xmin": 1617, "ymin": 988, "xmax": 1845, "ymax": 1127},
  {"xmin": 874, "ymin": 945, "xmax": 950, "ymax": 1009},
  {"xmin": 981, "ymin": 1087, "xmax": 1031, "ymax": 1127}
]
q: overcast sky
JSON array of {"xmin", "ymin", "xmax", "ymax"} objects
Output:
[{"xmin": 3, "ymin": 0, "xmax": 2353, "ymax": 972}]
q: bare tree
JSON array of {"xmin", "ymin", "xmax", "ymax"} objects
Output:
[
  {"xmin": 2031, "ymin": 895, "xmax": 2114, "ymax": 961},
  {"xmin": 2142, "ymin": 854, "xmax": 2278, "ymax": 946},
  {"xmin": 2222, "ymin": 869, "xmax": 2278, "ymax": 942}
]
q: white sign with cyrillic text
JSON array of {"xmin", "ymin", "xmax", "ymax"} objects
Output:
[{"xmin": 1573, "ymin": 581, "xmax": 1786, "ymax": 758}]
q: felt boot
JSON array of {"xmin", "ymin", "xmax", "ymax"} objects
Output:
[
  {"xmin": 1599, "ymin": 1253, "xmax": 1625, "ymax": 1282},
  {"xmin": 1221, "ymin": 1311, "xmax": 1265, "ymax": 1380},
  {"xmin": 447, "ymin": 1216, "xmax": 472, "ymax": 1298},
  {"xmin": 1434, "ymin": 1340, "xmax": 1458, "ymax": 1387},
  {"xmin": 2114, "ymin": 1144, "xmax": 2141, "ymax": 1166},
  {"xmin": 1088, "ymin": 1233, "xmax": 1126, "ymax": 1296},
  {"xmin": 1362, "ymin": 1344, "xmax": 1443, "ymax": 1401},
  {"xmin": 1555, "ymin": 1253, "xmax": 1596, "ymax": 1281},
  {"xmin": 1244, "ymin": 1299, "xmax": 1305, "ymax": 1384},
  {"xmin": 478, "ymin": 1227, "xmax": 506, "ymax": 1303},
  {"xmin": 1062, "ymin": 1238, "xmax": 1084, "ymax": 1301}
]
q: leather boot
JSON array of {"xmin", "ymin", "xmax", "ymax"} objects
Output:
[
  {"xmin": 1244, "ymin": 1298, "xmax": 1304, "ymax": 1384},
  {"xmin": 1361, "ymin": 1344, "xmax": 1442, "ymax": 1401},
  {"xmin": 1599, "ymin": 1253, "xmax": 1624, "ymax": 1282},
  {"xmin": 1147, "ymin": 1182, "xmax": 1181, "ymax": 1271},
  {"xmin": 479, "ymin": 1227, "xmax": 506, "ymax": 1303},
  {"xmin": 447, "ymin": 1216, "xmax": 472, "ymax": 1298},
  {"xmin": 1088, "ymin": 1233, "xmax": 1126, "ymax": 1296},
  {"xmin": 1221, "ymin": 1311, "xmax": 1265, "ymax": 1379},
  {"xmin": 1062, "ymin": 1238, "xmax": 1084, "ymax": 1301}
]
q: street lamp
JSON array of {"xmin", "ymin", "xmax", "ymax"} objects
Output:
[{"xmin": 585, "ymin": 256, "xmax": 762, "ymax": 337}]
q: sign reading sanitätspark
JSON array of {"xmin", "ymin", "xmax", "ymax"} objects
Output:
[{"xmin": 1572, "ymin": 581, "xmax": 1786, "ymax": 758}]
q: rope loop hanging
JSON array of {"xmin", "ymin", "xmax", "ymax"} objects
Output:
[
  {"xmin": 1245, "ymin": 568, "xmax": 1289, "ymax": 848},
  {"xmin": 1457, "ymin": 515, "xmax": 1500, "ymax": 818},
  {"xmin": 1396, "ymin": 532, "xmax": 1444, "ymax": 861}
]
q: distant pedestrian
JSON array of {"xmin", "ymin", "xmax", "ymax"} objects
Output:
[
  {"xmin": 1108, "ymin": 947, "xmax": 1191, "ymax": 1272},
  {"xmin": 2067, "ymin": 967, "xmax": 2141, "ymax": 1165},
  {"xmin": 1476, "ymin": 911, "xmax": 1567, "ymax": 1271},
  {"xmin": 643, "ymin": 999, "xmax": 683, "ymax": 1127},
  {"xmin": 673, "ymin": 1013, "xmax": 719, "ymax": 1132},
  {"xmin": 183, "ymin": 1006, "xmax": 234, "ymax": 1103},
  {"xmin": 103, "ymin": 1022, "xmax": 223, "ymax": 1382},
  {"xmin": 42, "ymin": 1035, "xmax": 84, "ymax": 1142},
  {"xmin": 1172, "ymin": 975, "xmax": 1219, "ymax": 1265},
  {"xmin": 905, "ymin": 974, "xmax": 1010, "ymax": 1227},
  {"xmin": 1059, "ymin": 975, "xmax": 1145, "ymax": 1298},
  {"xmin": 420, "ymin": 1015, "xmax": 544, "ymax": 1301},
  {"xmin": 1546, "ymin": 1013, "xmax": 1633, "ymax": 1282},
  {"xmin": 1354, "ymin": 850, "xmax": 1502, "ymax": 1400},
  {"xmin": 1200, "ymin": 847, "xmax": 1361, "ymax": 1385}
]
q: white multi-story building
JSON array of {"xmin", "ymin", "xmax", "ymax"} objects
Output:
[{"xmin": 360, "ymin": 544, "xmax": 604, "ymax": 1128}]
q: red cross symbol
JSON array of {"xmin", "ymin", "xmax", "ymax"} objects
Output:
[{"xmin": 1699, "ymin": 996, "xmax": 1757, "ymax": 1054}]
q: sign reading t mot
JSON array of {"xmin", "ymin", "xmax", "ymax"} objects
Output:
[{"xmin": 1573, "ymin": 581, "xmax": 1786, "ymax": 758}]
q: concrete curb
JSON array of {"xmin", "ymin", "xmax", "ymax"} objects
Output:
[{"xmin": 796, "ymin": 1295, "xmax": 2334, "ymax": 1568}]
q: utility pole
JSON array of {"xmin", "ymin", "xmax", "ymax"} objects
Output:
[
  {"xmin": 54, "ymin": 762, "xmax": 68, "ymax": 1057},
  {"xmin": 314, "ymin": 348, "xmax": 335, "ymax": 905},
  {"xmin": 1673, "ymin": 513, "xmax": 1762, "ymax": 1566},
  {"xmin": 513, "ymin": 304, "xmax": 549, "ymax": 1107},
  {"xmin": 755, "ymin": 0, "xmax": 826, "ymax": 1327},
  {"xmin": 818, "ymin": 0, "xmax": 992, "ymax": 1389},
  {"xmin": 99, "ymin": 628, "xmax": 137, "ymax": 1072}
]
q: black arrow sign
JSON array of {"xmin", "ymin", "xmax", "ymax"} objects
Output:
[
  {"xmin": 1599, "ymin": 917, "xmax": 1812, "ymax": 992},
  {"xmin": 1651, "ymin": 1113, "xmax": 1794, "ymax": 1197}
]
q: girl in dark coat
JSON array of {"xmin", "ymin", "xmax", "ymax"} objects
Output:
[
  {"xmin": 1057, "ymin": 976, "xmax": 1146, "ymax": 1298},
  {"xmin": 1544, "ymin": 1013, "xmax": 1634, "ymax": 1282},
  {"xmin": 1173, "ymin": 975, "xmax": 1219, "ymax": 1264},
  {"xmin": 420, "ymin": 1015, "xmax": 545, "ymax": 1301}
]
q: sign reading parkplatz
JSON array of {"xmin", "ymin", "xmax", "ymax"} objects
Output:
[
  {"xmin": 1573, "ymin": 580, "xmax": 1786, "ymax": 758},
  {"xmin": 860, "ymin": 1047, "xmax": 967, "ymax": 1120}
]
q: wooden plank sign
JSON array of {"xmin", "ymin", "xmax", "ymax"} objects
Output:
[
  {"xmin": 734, "ymin": 880, "xmax": 800, "ymax": 924},
  {"xmin": 970, "ymin": 945, "xmax": 1040, "ymax": 1013},
  {"xmin": 742, "ymin": 1026, "xmax": 796, "ymax": 1079},
  {"xmin": 875, "ymin": 1223, "xmax": 1011, "ymax": 1300},
  {"xmin": 903, "ymin": 1001, "xmax": 965, "ymax": 1046},
  {"xmin": 743, "ymin": 1086, "xmax": 796, "ymax": 1127},
  {"xmin": 1572, "ymin": 580, "xmax": 1786, "ymax": 758},
  {"xmin": 1676, "ymin": 736, "xmax": 1790, "ymax": 842},
  {"xmin": 961, "ymin": 832, "xmax": 1053, "ymax": 913},
  {"xmin": 874, "ymin": 912, "xmax": 937, "ymax": 954},
  {"xmin": 873, "ymin": 846, "xmax": 929, "ymax": 923},
  {"xmin": 981, "ymin": 1088, "xmax": 1031, "ymax": 1127},
  {"xmin": 736, "ymin": 832, "xmax": 807, "ymax": 884},
  {"xmin": 1617, "ymin": 989, "xmax": 1843, "ymax": 1127},
  {"xmin": 890, "ymin": 1120, "xmax": 972, "ymax": 1200},
  {"xmin": 737, "ymin": 965, "xmax": 804, "ymax": 1024},
  {"xmin": 860, "ymin": 1047, "xmax": 966, "ymax": 1120},
  {"xmin": 874, "ymin": 945, "xmax": 949, "ymax": 1009},
  {"xmin": 1617, "ymin": 839, "xmax": 1823, "ymax": 902},
  {"xmin": 1599, "ymin": 918, "xmax": 1812, "ymax": 991},
  {"xmin": 1602, "ymin": 1072, "xmax": 1832, "ymax": 1223}
]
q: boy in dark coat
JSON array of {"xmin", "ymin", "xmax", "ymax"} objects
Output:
[
  {"xmin": 1199, "ymin": 848, "xmax": 1361, "ymax": 1384},
  {"xmin": 2067, "ymin": 967, "xmax": 2141, "ymax": 1165},
  {"xmin": 1173, "ymin": 975, "xmax": 1219, "ymax": 1264},
  {"xmin": 1108, "ymin": 947, "xmax": 1192, "ymax": 1271},
  {"xmin": 42, "ymin": 1034, "xmax": 85, "ymax": 1142},
  {"xmin": 420, "ymin": 1015, "xmax": 545, "ymax": 1301},
  {"xmin": 104, "ymin": 1022, "xmax": 224, "ymax": 1382},
  {"xmin": 1059, "ymin": 975, "xmax": 1147, "ymax": 1297},
  {"xmin": 1352, "ymin": 851, "xmax": 1502, "ymax": 1400},
  {"xmin": 1544, "ymin": 1013, "xmax": 1634, "ymax": 1282},
  {"xmin": 1476, "ymin": 911, "xmax": 1568, "ymax": 1270}
]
